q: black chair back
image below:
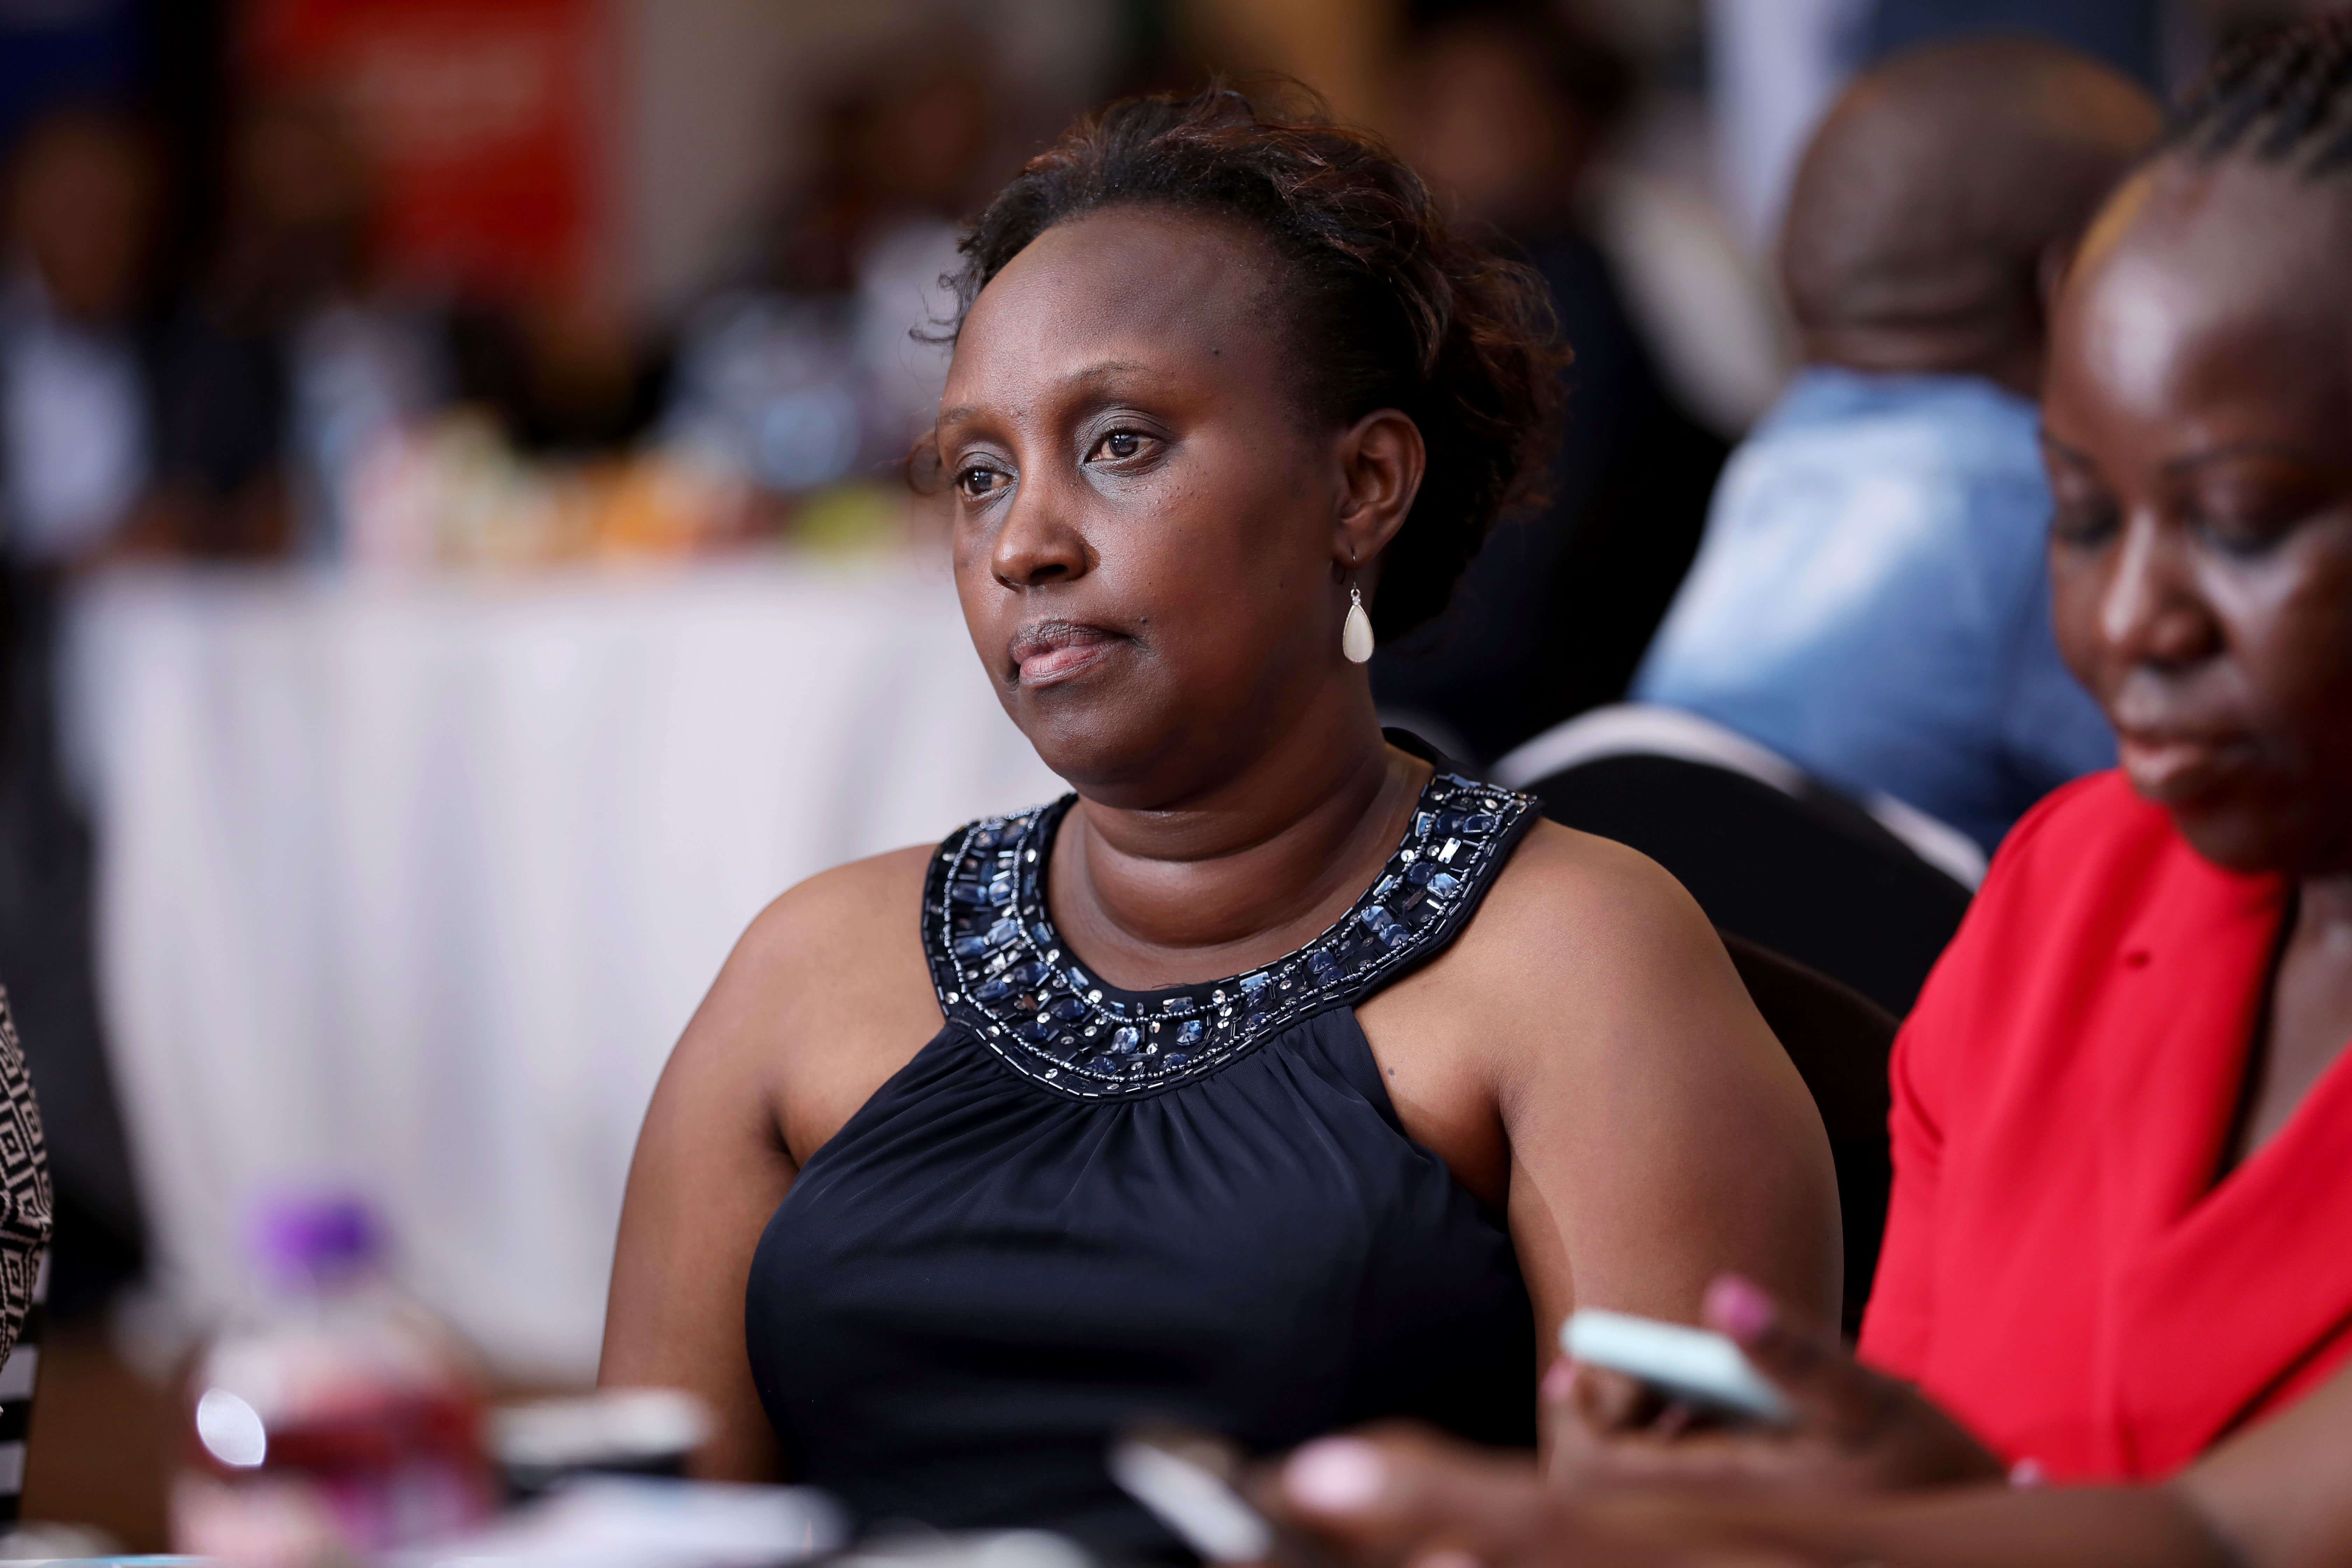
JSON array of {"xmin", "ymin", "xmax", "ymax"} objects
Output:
[
  {"xmin": 1520, "ymin": 751, "xmax": 1969, "ymax": 1016},
  {"xmin": 1721, "ymin": 932, "xmax": 1897, "ymax": 1338}
]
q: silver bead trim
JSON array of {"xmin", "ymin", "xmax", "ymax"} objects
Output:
[{"xmin": 924, "ymin": 773, "xmax": 1535, "ymax": 1100}]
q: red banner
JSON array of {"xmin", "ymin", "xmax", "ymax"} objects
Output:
[{"xmin": 244, "ymin": 0, "xmax": 607, "ymax": 298}]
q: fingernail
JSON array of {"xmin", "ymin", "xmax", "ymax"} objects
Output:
[
  {"xmin": 1285, "ymin": 1437, "xmax": 1388, "ymax": 1512},
  {"xmin": 1415, "ymin": 1550, "xmax": 1485, "ymax": 1568},
  {"xmin": 1705, "ymin": 1274, "xmax": 1777, "ymax": 1342},
  {"xmin": 1540, "ymin": 1359, "xmax": 1575, "ymax": 1402}
]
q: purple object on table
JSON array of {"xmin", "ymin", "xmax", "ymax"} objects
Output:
[{"xmin": 249, "ymin": 1191, "xmax": 385, "ymax": 1288}]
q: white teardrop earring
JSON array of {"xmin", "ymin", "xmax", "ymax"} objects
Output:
[{"xmin": 1342, "ymin": 586, "xmax": 1375, "ymax": 664}]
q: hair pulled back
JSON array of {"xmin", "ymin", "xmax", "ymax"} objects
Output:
[
  {"xmin": 2172, "ymin": 9, "xmax": 2352, "ymax": 175},
  {"xmin": 946, "ymin": 84, "xmax": 1566, "ymax": 637}
]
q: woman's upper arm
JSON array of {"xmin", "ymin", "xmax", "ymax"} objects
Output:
[
  {"xmin": 1488, "ymin": 831, "xmax": 1843, "ymax": 1342},
  {"xmin": 601, "ymin": 845, "xmax": 936, "ymax": 1479},
  {"xmin": 600, "ymin": 902, "xmax": 804, "ymax": 1479}
]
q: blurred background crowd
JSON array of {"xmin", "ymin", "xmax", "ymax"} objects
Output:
[{"xmin": 0, "ymin": 0, "xmax": 2339, "ymax": 1545}]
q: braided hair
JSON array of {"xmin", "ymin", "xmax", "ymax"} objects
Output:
[
  {"xmin": 2172, "ymin": 9, "xmax": 2352, "ymax": 175},
  {"xmin": 941, "ymin": 85, "xmax": 1566, "ymax": 638}
]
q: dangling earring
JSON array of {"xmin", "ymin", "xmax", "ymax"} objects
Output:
[{"xmin": 1343, "ymin": 585, "xmax": 1375, "ymax": 664}]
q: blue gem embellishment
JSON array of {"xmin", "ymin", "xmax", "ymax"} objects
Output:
[{"xmin": 929, "ymin": 774, "xmax": 1531, "ymax": 1099}]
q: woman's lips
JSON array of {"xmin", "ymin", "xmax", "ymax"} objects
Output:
[
  {"xmin": 2116, "ymin": 729, "xmax": 2249, "ymax": 805},
  {"xmin": 1010, "ymin": 622, "xmax": 1119, "ymax": 687}
]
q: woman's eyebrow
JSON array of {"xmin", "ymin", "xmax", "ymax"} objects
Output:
[
  {"xmin": 1062, "ymin": 359, "xmax": 1152, "ymax": 387},
  {"xmin": 2158, "ymin": 439, "xmax": 2328, "ymax": 476},
  {"xmin": 1045, "ymin": 359, "xmax": 1160, "ymax": 410},
  {"xmin": 2037, "ymin": 427, "xmax": 2093, "ymax": 465},
  {"xmin": 939, "ymin": 361, "xmax": 1161, "ymax": 432}
]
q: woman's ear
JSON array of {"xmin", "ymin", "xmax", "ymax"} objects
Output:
[
  {"xmin": 2038, "ymin": 235, "xmax": 2077, "ymax": 324},
  {"xmin": 1331, "ymin": 408, "xmax": 1426, "ymax": 586}
]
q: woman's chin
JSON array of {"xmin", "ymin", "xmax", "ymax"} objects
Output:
[
  {"xmin": 1010, "ymin": 705, "xmax": 1161, "ymax": 793},
  {"xmin": 2162, "ymin": 788, "xmax": 2312, "ymax": 879},
  {"xmin": 1010, "ymin": 700, "xmax": 1230, "ymax": 804}
]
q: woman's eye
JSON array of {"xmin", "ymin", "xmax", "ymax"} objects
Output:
[
  {"xmin": 1089, "ymin": 430, "xmax": 1146, "ymax": 462},
  {"xmin": 2189, "ymin": 493, "xmax": 2319, "ymax": 557},
  {"xmin": 2194, "ymin": 511, "xmax": 2291, "ymax": 558},
  {"xmin": 957, "ymin": 464, "xmax": 1008, "ymax": 499},
  {"xmin": 2182, "ymin": 464, "xmax": 2334, "ymax": 557},
  {"xmin": 2049, "ymin": 498, "xmax": 2119, "ymax": 548}
]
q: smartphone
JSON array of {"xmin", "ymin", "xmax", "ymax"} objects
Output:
[
  {"xmin": 1560, "ymin": 1308, "xmax": 1794, "ymax": 1426},
  {"xmin": 1108, "ymin": 1424, "xmax": 1275, "ymax": 1563}
]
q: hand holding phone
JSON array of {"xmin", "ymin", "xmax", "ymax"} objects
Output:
[{"xmin": 1560, "ymin": 1308, "xmax": 1793, "ymax": 1427}]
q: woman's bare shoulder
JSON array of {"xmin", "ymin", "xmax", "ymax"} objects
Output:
[
  {"xmin": 721, "ymin": 844, "xmax": 941, "ymax": 1049},
  {"xmin": 1470, "ymin": 817, "xmax": 1727, "ymax": 985},
  {"xmin": 1434, "ymin": 816, "xmax": 1793, "ymax": 1091},
  {"xmin": 651, "ymin": 843, "xmax": 947, "ymax": 1164},
  {"xmin": 737, "ymin": 845, "xmax": 935, "ymax": 976}
]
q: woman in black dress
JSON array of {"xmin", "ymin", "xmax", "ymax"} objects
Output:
[{"xmin": 601, "ymin": 88, "xmax": 1838, "ymax": 1557}]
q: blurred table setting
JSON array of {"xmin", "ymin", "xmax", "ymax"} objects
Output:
[{"xmin": 59, "ymin": 552, "xmax": 1062, "ymax": 1379}]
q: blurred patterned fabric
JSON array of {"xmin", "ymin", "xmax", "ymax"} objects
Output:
[{"xmin": 0, "ymin": 987, "xmax": 54, "ymax": 1369}]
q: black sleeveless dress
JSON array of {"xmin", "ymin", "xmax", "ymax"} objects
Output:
[{"xmin": 745, "ymin": 766, "xmax": 1542, "ymax": 1560}]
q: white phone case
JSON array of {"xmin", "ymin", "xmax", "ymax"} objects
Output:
[{"xmin": 1561, "ymin": 1308, "xmax": 1794, "ymax": 1425}]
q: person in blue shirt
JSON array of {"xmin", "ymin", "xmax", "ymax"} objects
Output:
[{"xmin": 1633, "ymin": 38, "xmax": 2155, "ymax": 857}]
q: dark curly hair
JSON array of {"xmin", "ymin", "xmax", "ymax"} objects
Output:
[
  {"xmin": 941, "ymin": 84, "xmax": 1567, "ymax": 637},
  {"xmin": 2171, "ymin": 8, "xmax": 2352, "ymax": 174}
]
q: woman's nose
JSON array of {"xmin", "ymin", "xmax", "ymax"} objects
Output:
[
  {"xmin": 2098, "ymin": 512, "xmax": 2219, "ymax": 670},
  {"xmin": 990, "ymin": 476, "xmax": 1091, "ymax": 590}
]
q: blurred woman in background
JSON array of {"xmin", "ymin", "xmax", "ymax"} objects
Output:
[
  {"xmin": 1372, "ymin": 0, "xmax": 1730, "ymax": 762},
  {"xmin": 603, "ymin": 86, "xmax": 1839, "ymax": 1557},
  {"xmin": 0, "ymin": 106, "xmax": 159, "ymax": 1315},
  {"xmin": 661, "ymin": 43, "xmax": 1001, "ymax": 504}
]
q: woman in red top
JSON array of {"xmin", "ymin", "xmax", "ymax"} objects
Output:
[
  {"xmin": 1535, "ymin": 13, "xmax": 2352, "ymax": 1500},
  {"xmin": 1847, "ymin": 8, "xmax": 2352, "ymax": 1483}
]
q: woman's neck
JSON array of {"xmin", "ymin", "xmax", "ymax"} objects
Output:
[
  {"xmin": 1047, "ymin": 696, "xmax": 1429, "ymax": 990},
  {"xmin": 2226, "ymin": 870, "xmax": 2352, "ymax": 1173},
  {"xmin": 2297, "ymin": 874, "xmax": 2352, "ymax": 941}
]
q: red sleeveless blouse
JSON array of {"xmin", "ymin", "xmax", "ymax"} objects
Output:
[{"xmin": 1858, "ymin": 771, "xmax": 2352, "ymax": 1479}]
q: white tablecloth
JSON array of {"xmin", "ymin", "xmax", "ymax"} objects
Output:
[{"xmin": 64, "ymin": 558, "xmax": 1063, "ymax": 1378}]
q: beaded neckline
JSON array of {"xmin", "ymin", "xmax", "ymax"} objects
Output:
[{"xmin": 923, "ymin": 770, "xmax": 1538, "ymax": 1100}]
